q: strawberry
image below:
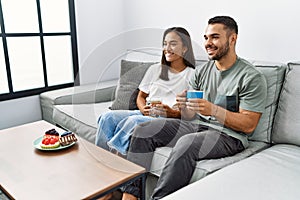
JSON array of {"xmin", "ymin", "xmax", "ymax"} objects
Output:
[
  {"xmin": 49, "ymin": 138, "xmax": 55, "ymax": 144},
  {"xmin": 44, "ymin": 138, "xmax": 50, "ymax": 145}
]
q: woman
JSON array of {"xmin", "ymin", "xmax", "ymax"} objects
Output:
[{"xmin": 95, "ymin": 27, "xmax": 196, "ymax": 155}]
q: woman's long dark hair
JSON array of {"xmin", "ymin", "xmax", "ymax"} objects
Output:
[{"xmin": 160, "ymin": 27, "xmax": 195, "ymax": 80}]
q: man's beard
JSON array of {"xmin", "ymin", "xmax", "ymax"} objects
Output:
[{"xmin": 208, "ymin": 40, "xmax": 230, "ymax": 61}]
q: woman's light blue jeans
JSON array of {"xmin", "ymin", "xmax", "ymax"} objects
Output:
[{"xmin": 95, "ymin": 110, "xmax": 153, "ymax": 155}]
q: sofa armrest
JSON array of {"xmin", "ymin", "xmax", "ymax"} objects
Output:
[{"xmin": 40, "ymin": 79, "xmax": 118, "ymax": 124}]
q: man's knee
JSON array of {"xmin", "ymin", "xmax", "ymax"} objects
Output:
[
  {"xmin": 130, "ymin": 120, "xmax": 168, "ymax": 152},
  {"xmin": 171, "ymin": 131, "xmax": 215, "ymax": 159},
  {"xmin": 131, "ymin": 122, "xmax": 150, "ymax": 138},
  {"xmin": 172, "ymin": 133, "xmax": 199, "ymax": 156}
]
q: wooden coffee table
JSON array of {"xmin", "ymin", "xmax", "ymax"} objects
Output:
[{"xmin": 0, "ymin": 120, "xmax": 145, "ymax": 199}]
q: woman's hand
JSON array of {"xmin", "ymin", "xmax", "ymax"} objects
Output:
[
  {"xmin": 154, "ymin": 104, "xmax": 181, "ymax": 118},
  {"xmin": 141, "ymin": 104, "xmax": 152, "ymax": 116}
]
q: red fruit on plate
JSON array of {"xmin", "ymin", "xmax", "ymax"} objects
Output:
[
  {"xmin": 50, "ymin": 138, "xmax": 56, "ymax": 144},
  {"xmin": 44, "ymin": 138, "xmax": 50, "ymax": 145},
  {"xmin": 40, "ymin": 131, "xmax": 61, "ymax": 149}
]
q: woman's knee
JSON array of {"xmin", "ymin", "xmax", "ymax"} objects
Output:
[
  {"xmin": 98, "ymin": 111, "xmax": 114, "ymax": 122},
  {"xmin": 126, "ymin": 115, "xmax": 142, "ymax": 124}
]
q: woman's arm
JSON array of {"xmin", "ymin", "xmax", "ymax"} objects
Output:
[{"xmin": 136, "ymin": 90, "xmax": 151, "ymax": 116}]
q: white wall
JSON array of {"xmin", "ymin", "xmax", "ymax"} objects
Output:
[
  {"xmin": 75, "ymin": 0, "xmax": 125, "ymax": 85},
  {"xmin": 123, "ymin": 0, "xmax": 300, "ymax": 63},
  {"xmin": 78, "ymin": 0, "xmax": 300, "ymax": 84}
]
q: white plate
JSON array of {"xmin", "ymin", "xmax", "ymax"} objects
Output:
[{"xmin": 33, "ymin": 136, "xmax": 76, "ymax": 151}]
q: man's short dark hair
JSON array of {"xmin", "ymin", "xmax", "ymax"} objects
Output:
[{"xmin": 208, "ymin": 16, "xmax": 238, "ymax": 34}]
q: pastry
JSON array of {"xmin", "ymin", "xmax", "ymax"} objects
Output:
[
  {"xmin": 59, "ymin": 131, "xmax": 77, "ymax": 146},
  {"xmin": 40, "ymin": 129, "xmax": 60, "ymax": 149}
]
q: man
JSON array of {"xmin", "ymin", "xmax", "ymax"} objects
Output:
[{"xmin": 122, "ymin": 16, "xmax": 267, "ymax": 200}]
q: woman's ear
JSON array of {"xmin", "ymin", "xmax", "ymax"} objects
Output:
[{"xmin": 182, "ymin": 47, "xmax": 188, "ymax": 55}]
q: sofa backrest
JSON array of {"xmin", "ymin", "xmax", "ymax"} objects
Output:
[
  {"xmin": 248, "ymin": 61, "xmax": 287, "ymax": 143},
  {"xmin": 110, "ymin": 60, "xmax": 157, "ymax": 110},
  {"xmin": 272, "ymin": 62, "xmax": 300, "ymax": 146}
]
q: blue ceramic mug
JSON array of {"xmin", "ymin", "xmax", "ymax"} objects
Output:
[{"xmin": 186, "ymin": 90, "xmax": 204, "ymax": 99}]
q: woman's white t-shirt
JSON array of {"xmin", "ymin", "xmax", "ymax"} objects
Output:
[{"xmin": 139, "ymin": 63, "xmax": 195, "ymax": 107}]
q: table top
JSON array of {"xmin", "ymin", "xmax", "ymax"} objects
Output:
[{"xmin": 0, "ymin": 120, "xmax": 145, "ymax": 199}]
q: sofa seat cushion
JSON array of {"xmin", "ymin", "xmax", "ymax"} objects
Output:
[
  {"xmin": 53, "ymin": 102, "xmax": 269, "ymax": 184},
  {"xmin": 162, "ymin": 144, "xmax": 300, "ymax": 200},
  {"xmin": 53, "ymin": 102, "xmax": 112, "ymax": 142},
  {"xmin": 150, "ymin": 140, "xmax": 269, "ymax": 183}
]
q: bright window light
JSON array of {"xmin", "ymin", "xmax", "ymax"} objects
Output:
[
  {"xmin": 1, "ymin": 0, "xmax": 39, "ymax": 33},
  {"xmin": 7, "ymin": 37, "xmax": 44, "ymax": 92},
  {"xmin": 44, "ymin": 36, "xmax": 74, "ymax": 86},
  {"xmin": 40, "ymin": 0, "xmax": 70, "ymax": 33}
]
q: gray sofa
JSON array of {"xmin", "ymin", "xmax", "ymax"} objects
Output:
[
  {"xmin": 162, "ymin": 62, "xmax": 300, "ymax": 200},
  {"xmin": 40, "ymin": 54, "xmax": 295, "ymax": 199}
]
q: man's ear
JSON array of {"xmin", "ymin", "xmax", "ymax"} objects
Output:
[{"xmin": 230, "ymin": 33, "xmax": 238, "ymax": 45}]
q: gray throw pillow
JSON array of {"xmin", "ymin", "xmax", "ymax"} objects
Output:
[
  {"xmin": 272, "ymin": 62, "xmax": 300, "ymax": 145},
  {"xmin": 110, "ymin": 60, "xmax": 157, "ymax": 110},
  {"xmin": 248, "ymin": 61, "xmax": 287, "ymax": 143}
]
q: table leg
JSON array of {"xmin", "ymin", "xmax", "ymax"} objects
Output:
[{"xmin": 140, "ymin": 173, "xmax": 146, "ymax": 200}]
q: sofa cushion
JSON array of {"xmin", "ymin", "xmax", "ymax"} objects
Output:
[
  {"xmin": 40, "ymin": 80, "xmax": 118, "ymax": 124},
  {"xmin": 248, "ymin": 61, "xmax": 287, "ymax": 143},
  {"xmin": 162, "ymin": 144, "xmax": 300, "ymax": 200},
  {"xmin": 53, "ymin": 102, "xmax": 112, "ymax": 142},
  {"xmin": 150, "ymin": 140, "xmax": 269, "ymax": 183},
  {"xmin": 273, "ymin": 62, "xmax": 300, "ymax": 146},
  {"xmin": 110, "ymin": 60, "xmax": 156, "ymax": 110}
]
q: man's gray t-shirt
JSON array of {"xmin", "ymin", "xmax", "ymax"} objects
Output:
[{"xmin": 189, "ymin": 57, "xmax": 267, "ymax": 148}]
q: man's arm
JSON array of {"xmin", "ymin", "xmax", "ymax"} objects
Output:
[
  {"xmin": 213, "ymin": 105, "xmax": 261, "ymax": 134},
  {"xmin": 187, "ymin": 98, "xmax": 262, "ymax": 134}
]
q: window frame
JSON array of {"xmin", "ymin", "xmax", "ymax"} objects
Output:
[{"xmin": 0, "ymin": 0, "xmax": 79, "ymax": 101}]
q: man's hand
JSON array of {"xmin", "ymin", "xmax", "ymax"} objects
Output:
[
  {"xmin": 186, "ymin": 98, "xmax": 217, "ymax": 116},
  {"xmin": 176, "ymin": 90, "xmax": 197, "ymax": 119},
  {"xmin": 176, "ymin": 90, "xmax": 188, "ymax": 110}
]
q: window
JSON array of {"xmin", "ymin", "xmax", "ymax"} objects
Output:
[{"xmin": 0, "ymin": 0, "xmax": 79, "ymax": 101}]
